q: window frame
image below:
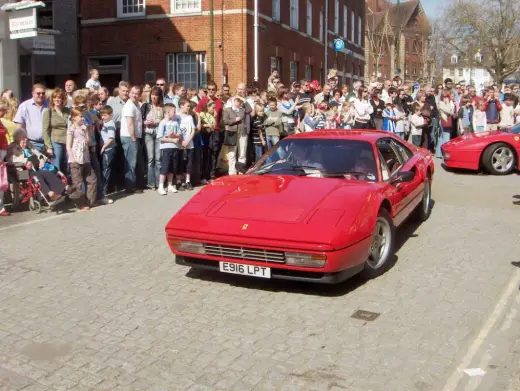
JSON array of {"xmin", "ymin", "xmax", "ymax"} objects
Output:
[
  {"xmin": 350, "ymin": 11, "xmax": 355, "ymax": 43},
  {"xmin": 171, "ymin": 0, "xmax": 202, "ymax": 14},
  {"xmin": 306, "ymin": 0, "xmax": 312, "ymax": 36},
  {"xmin": 117, "ymin": 0, "xmax": 146, "ymax": 18},
  {"xmin": 290, "ymin": 0, "xmax": 299, "ymax": 30},
  {"xmin": 305, "ymin": 64, "xmax": 312, "ymax": 81},
  {"xmin": 358, "ymin": 15, "xmax": 362, "ymax": 46},
  {"xmin": 272, "ymin": 0, "xmax": 280, "ymax": 21}
]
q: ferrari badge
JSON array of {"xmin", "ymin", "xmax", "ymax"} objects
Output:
[
  {"xmin": 515, "ymin": 136, "xmax": 519, "ymax": 141},
  {"xmin": 242, "ymin": 224, "xmax": 249, "ymax": 230}
]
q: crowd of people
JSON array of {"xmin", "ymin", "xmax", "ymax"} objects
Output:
[{"xmin": 1, "ymin": 67, "xmax": 519, "ymax": 217}]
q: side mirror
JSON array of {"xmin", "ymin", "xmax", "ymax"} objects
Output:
[{"xmin": 390, "ymin": 170, "xmax": 415, "ymax": 184}]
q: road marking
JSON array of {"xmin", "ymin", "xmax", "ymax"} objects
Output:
[
  {"xmin": 0, "ymin": 213, "xmax": 73, "ymax": 232},
  {"xmin": 441, "ymin": 268, "xmax": 520, "ymax": 391}
]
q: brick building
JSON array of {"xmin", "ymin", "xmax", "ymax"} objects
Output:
[
  {"xmin": 364, "ymin": 0, "xmax": 432, "ymax": 84},
  {"xmin": 80, "ymin": 0, "xmax": 366, "ymax": 91}
]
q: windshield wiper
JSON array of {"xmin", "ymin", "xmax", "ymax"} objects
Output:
[{"xmin": 255, "ymin": 162, "xmax": 322, "ymax": 176}]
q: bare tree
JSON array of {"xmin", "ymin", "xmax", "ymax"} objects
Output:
[
  {"xmin": 366, "ymin": 5, "xmax": 393, "ymax": 81},
  {"xmin": 436, "ymin": 0, "xmax": 520, "ymax": 85}
]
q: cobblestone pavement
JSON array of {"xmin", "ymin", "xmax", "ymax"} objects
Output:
[{"xmin": 1, "ymin": 161, "xmax": 520, "ymax": 391}]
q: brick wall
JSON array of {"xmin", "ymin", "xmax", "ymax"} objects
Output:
[{"xmin": 80, "ymin": 0, "xmax": 365, "ymax": 90}]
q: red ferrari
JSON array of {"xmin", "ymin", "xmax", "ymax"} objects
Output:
[
  {"xmin": 165, "ymin": 130, "xmax": 435, "ymax": 284},
  {"xmin": 441, "ymin": 123, "xmax": 520, "ymax": 175}
]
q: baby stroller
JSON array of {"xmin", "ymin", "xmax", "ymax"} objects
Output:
[{"xmin": 6, "ymin": 155, "xmax": 68, "ymax": 213}]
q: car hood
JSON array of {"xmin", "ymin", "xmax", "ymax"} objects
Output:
[
  {"xmin": 166, "ymin": 175, "xmax": 380, "ymax": 250},
  {"xmin": 444, "ymin": 130, "xmax": 504, "ymax": 148}
]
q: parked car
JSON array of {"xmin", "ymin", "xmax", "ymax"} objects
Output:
[{"xmin": 441, "ymin": 124, "xmax": 520, "ymax": 175}]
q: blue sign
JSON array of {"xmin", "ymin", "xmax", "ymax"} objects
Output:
[{"xmin": 333, "ymin": 39, "xmax": 345, "ymax": 52}]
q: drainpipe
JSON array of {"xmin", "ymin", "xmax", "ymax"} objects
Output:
[
  {"xmin": 324, "ymin": 0, "xmax": 328, "ymax": 79},
  {"xmin": 253, "ymin": 0, "xmax": 259, "ymax": 82},
  {"xmin": 210, "ymin": 0, "xmax": 214, "ymax": 81}
]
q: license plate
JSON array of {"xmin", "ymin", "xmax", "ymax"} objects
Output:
[{"xmin": 219, "ymin": 262, "xmax": 271, "ymax": 278}]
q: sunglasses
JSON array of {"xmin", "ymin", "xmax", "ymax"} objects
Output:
[
  {"xmin": 207, "ymin": 88, "xmax": 216, "ymax": 91},
  {"xmin": 156, "ymin": 83, "xmax": 165, "ymax": 86}
]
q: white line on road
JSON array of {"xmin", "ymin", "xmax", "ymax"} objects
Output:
[
  {"xmin": 441, "ymin": 268, "xmax": 520, "ymax": 391},
  {"xmin": 0, "ymin": 213, "xmax": 72, "ymax": 232}
]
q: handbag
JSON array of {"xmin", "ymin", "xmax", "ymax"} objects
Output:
[
  {"xmin": 0, "ymin": 164, "xmax": 8, "ymax": 192},
  {"xmin": 441, "ymin": 115, "xmax": 453, "ymax": 129}
]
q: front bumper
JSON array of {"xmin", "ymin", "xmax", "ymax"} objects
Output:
[
  {"xmin": 169, "ymin": 236, "xmax": 371, "ymax": 284},
  {"xmin": 175, "ymin": 256, "xmax": 365, "ymax": 284}
]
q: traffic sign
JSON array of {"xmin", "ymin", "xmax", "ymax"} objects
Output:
[{"xmin": 333, "ymin": 39, "xmax": 345, "ymax": 52}]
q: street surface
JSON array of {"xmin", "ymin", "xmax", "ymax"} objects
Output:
[{"xmin": 1, "ymin": 160, "xmax": 520, "ymax": 391}]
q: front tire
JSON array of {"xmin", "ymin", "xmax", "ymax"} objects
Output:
[
  {"xmin": 482, "ymin": 143, "xmax": 516, "ymax": 175},
  {"xmin": 360, "ymin": 208, "xmax": 396, "ymax": 279}
]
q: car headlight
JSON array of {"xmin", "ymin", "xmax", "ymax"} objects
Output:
[
  {"xmin": 285, "ymin": 252, "xmax": 326, "ymax": 268},
  {"xmin": 171, "ymin": 240, "xmax": 206, "ymax": 254},
  {"xmin": 443, "ymin": 151, "xmax": 450, "ymax": 159}
]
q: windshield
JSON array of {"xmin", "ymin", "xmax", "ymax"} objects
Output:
[{"xmin": 250, "ymin": 138, "xmax": 378, "ymax": 181}]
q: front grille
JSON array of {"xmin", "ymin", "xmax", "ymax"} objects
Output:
[{"xmin": 203, "ymin": 244, "xmax": 286, "ymax": 263}]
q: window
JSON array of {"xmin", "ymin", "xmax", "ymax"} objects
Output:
[
  {"xmin": 39, "ymin": 0, "xmax": 53, "ymax": 29},
  {"xmin": 319, "ymin": 9, "xmax": 324, "ymax": 42},
  {"xmin": 351, "ymin": 11, "xmax": 355, "ymax": 42},
  {"xmin": 412, "ymin": 62, "xmax": 417, "ymax": 75},
  {"xmin": 117, "ymin": 0, "xmax": 145, "ymax": 18},
  {"xmin": 271, "ymin": 57, "xmax": 281, "ymax": 74},
  {"xmin": 458, "ymin": 68, "xmax": 463, "ymax": 77},
  {"xmin": 306, "ymin": 1, "xmax": 312, "ymax": 36},
  {"xmin": 272, "ymin": 0, "xmax": 280, "ymax": 21},
  {"xmin": 305, "ymin": 64, "xmax": 312, "ymax": 81},
  {"xmin": 290, "ymin": 61, "xmax": 299, "ymax": 82},
  {"xmin": 391, "ymin": 140, "xmax": 413, "ymax": 161},
  {"xmin": 171, "ymin": 0, "xmax": 201, "ymax": 13},
  {"xmin": 334, "ymin": 0, "xmax": 339, "ymax": 34},
  {"xmin": 377, "ymin": 140, "xmax": 403, "ymax": 181},
  {"xmin": 358, "ymin": 16, "xmax": 362, "ymax": 46},
  {"xmin": 290, "ymin": 0, "xmax": 299, "ymax": 30},
  {"xmin": 166, "ymin": 52, "xmax": 206, "ymax": 90},
  {"xmin": 343, "ymin": 6, "xmax": 347, "ymax": 38}
]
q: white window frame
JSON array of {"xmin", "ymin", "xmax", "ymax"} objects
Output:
[
  {"xmin": 117, "ymin": 0, "xmax": 146, "ymax": 18},
  {"xmin": 334, "ymin": 0, "xmax": 339, "ymax": 34},
  {"xmin": 306, "ymin": 0, "xmax": 312, "ymax": 36},
  {"xmin": 290, "ymin": 0, "xmax": 299, "ymax": 30},
  {"xmin": 171, "ymin": 0, "xmax": 201, "ymax": 14},
  {"xmin": 350, "ymin": 11, "xmax": 355, "ymax": 43},
  {"xmin": 319, "ymin": 9, "xmax": 324, "ymax": 42},
  {"xmin": 272, "ymin": 0, "xmax": 280, "ymax": 22},
  {"xmin": 343, "ymin": 6, "xmax": 347, "ymax": 39},
  {"xmin": 358, "ymin": 15, "xmax": 362, "ymax": 46},
  {"xmin": 166, "ymin": 52, "xmax": 207, "ymax": 90},
  {"xmin": 290, "ymin": 61, "xmax": 298, "ymax": 83},
  {"xmin": 305, "ymin": 64, "xmax": 312, "ymax": 81},
  {"xmin": 271, "ymin": 56, "xmax": 281, "ymax": 74}
]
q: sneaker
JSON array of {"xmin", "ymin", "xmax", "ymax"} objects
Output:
[
  {"xmin": 0, "ymin": 209, "xmax": 10, "ymax": 216},
  {"xmin": 200, "ymin": 179, "xmax": 209, "ymax": 185},
  {"xmin": 176, "ymin": 183, "xmax": 185, "ymax": 192},
  {"xmin": 99, "ymin": 197, "xmax": 114, "ymax": 205},
  {"xmin": 185, "ymin": 182, "xmax": 194, "ymax": 191},
  {"xmin": 78, "ymin": 206, "xmax": 90, "ymax": 211},
  {"xmin": 158, "ymin": 187, "xmax": 167, "ymax": 195},
  {"xmin": 167, "ymin": 185, "xmax": 178, "ymax": 194}
]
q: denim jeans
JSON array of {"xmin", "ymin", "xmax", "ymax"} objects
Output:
[
  {"xmin": 395, "ymin": 132, "xmax": 405, "ymax": 140},
  {"xmin": 121, "ymin": 136, "xmax": 144, "ymax": 191},
  {"xmin": 266, "ymin": 135, "xmax": 279, "ymax": 163},
  {"xmin": 30, "ymin": 140, "xmax": 46, "ymax": 153},
  {"xmin": 144, "ymin": 133, "xmax": 161, "ymax": 187},
  {"xmin": 254, "ymin": 145, "xmax": 264, "ymax": 162},
  {"xmin": 436, "ymin": 131, "xmax": 451, "ymax": 158},
  {"xmin": 51, "ymin": 141, "xmax": 69, "ymax": 175},
  {"xmin": 411, "ymin": 135, "xmax": 422, "ymax": 146},
  {"xmin": 101, "ymin": 148, "xmax": 116, "ymax": 197}
]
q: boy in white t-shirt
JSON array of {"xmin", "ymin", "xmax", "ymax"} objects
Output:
[
  {"xmin": 86, "ymin": 69, "xmax": 101, "ymax": 90},
  {"xmin": 177, "ymin": 98, "xmax": 196, "ymax": 191},
  {"xmin": 410, "ymin": 102, "xmax": 426, "ymax": 147},
  {"xmin": 499, "ymin": 94, "xmax": 515, "ymax": 129}
]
